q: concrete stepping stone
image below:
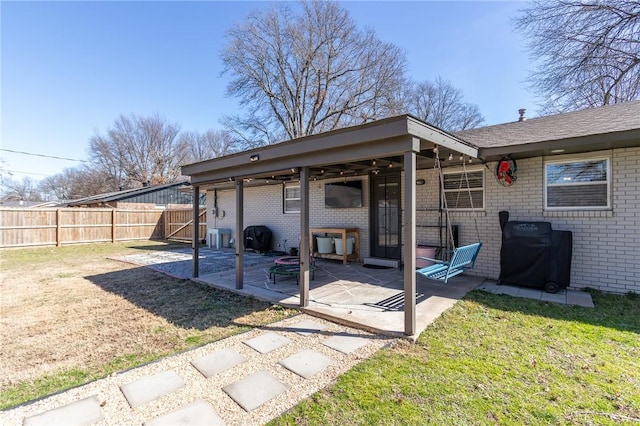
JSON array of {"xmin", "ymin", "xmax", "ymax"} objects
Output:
[
  {"xmin": 279, "ymin": 349, "xmax": 334, "ymax": 379},
  {"xmin": 567, "ymin": 290, "xmax": 595, "ymax": 307},
  {"xmin": 24, "ymin": 395, "xmax": 103, "ymax": 426},
  {"xmin": 120, "ymin": 370, "xmax": 185, "ymax": 408},
  {"xmin": 144, "ymin": 399, "xmax": 225, "ymax": 426},
  {"xmin": 322, "ymin": 333, "xmax": 371, "ymax": 354},
  {"xmin": 541, "ymin": 291, "xmax": 568, "ymax": 304},
  {"xmin": 244, "ymin": 332, "xmax": 290, "ymax": 354},
  {"xmin": 222, "ymin": 370, "xmax": 289, "ymax": 412},
  {"xmin": 286, "ymin": 319, "xmax": 328, "ymax": 336},
  {"xmin": 191, "ymin": 348, "xmax": 246, "ymax": 378}
]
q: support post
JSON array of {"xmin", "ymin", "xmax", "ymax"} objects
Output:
[
  {"xmin": 235, "ymin": 179, "xmax": 244, "ymax": 289},
  {"xmin": 404, "ymin": 146, "xmax": 418, "ymax": 336},
  {"xmin": 299, "ymin": 166, "xmax": 310, "ymax": 307},
  {"xmin": 192, "ymin": 185, "xmax": 200, "ymax": 278}
]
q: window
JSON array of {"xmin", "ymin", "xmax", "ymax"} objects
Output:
[
  {"xmin": 545, "ymin": 157, "xmax": 610, "ymax": 209},
  {"xmin": 284, "ymin": 184, "xmax": 300, "ymax": 213},
  {"xmin": 443, "ymin": 169, "xmax": 484, "ymax": 210}
]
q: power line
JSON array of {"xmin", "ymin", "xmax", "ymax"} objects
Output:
[
  {"xmin": 0, "ymin": 169, "xmax": 51, "ymax": 177},
  {"xmin": 0, "ymin": 149, "xmax": 88, "ymax": 163}
]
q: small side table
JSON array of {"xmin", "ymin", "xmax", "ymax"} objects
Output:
[{"xmin": 207, "ymin": 228, "xmax": 231, "ymax": 249}]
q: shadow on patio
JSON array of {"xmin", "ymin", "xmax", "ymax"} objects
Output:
[{"xmin": 195, "ymin": 258, "xmax": 485, "ymax": 338}]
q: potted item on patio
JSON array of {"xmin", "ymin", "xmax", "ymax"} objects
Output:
[
  {"xmin": 416, "ymin": 246, "xmax": 437, "ymax": 268},
  {"xmin": 334, "ymin": 237, "xmax": 355, "ymax": 255},
  {"xmin": 316, "ymin": 236, "xmax": 334, "ymax": 254}
]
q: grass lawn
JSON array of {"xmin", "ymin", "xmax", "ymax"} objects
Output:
[
  {"xmin": 0, "ymin": 241, "xmax": 295, "ymax": 409},
  {"xmin": 272, "ymin": 290, "xmax": 640, "ymax": 425}
]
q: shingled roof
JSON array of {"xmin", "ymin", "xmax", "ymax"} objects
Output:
[
  {"xmin": 455, "ymin": 101, "xmax": 640, "ymax": 161},
  {"xmin": 66, "ymin": 181, "xmax": 192, "ymax": 206}
]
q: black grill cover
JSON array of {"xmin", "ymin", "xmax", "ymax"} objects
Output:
[
  {"xmin": 550, "ymin": 230, "xmax": 573, "ymax": 288},
  {"xmin": 243, "ymin": 226, "xmax": 272, "ymax": 253},
  {"xmin": 498, "ymin": 216, "xmax": 572, "ymax": 291},
  {"xmin": 499, "ymin": 222, "xmax": 553, "ymax": 288}
]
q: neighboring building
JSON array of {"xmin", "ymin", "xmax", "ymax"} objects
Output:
[
  {"xmin": 65, "ymin": 181, "xmax": 204, "ymax": 209},
  {"xmin": 183, "ymin": 101, "xmax": 640, "ymax": 296}
]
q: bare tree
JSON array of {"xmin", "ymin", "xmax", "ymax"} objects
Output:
[
  {"xmin": 180, "ymin": 129, "xmax": 238, "ymax": 163},
  {"xmin": 221, "ymin": 0, "xmax": 407, "ymax": 146},
  {"xmin": 89, "ymin": 114, "xmax": 187, "ymax": 190},
  {"xmin": 515, "ymin": 0, "xmax": 640, "ymax": 113},
  {"xmin": 0, "ymin": 176, "xmax": 42, "ymax": 202},
  {"xmin": 406, "ymin": 77, "xmax": 485, "ymax": 131},
  {"xmin": 39, "ymin": 167, "xmax": 114, "ymax": 200}
]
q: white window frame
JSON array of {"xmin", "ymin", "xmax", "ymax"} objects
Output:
[
  {"xmin": 544, "ymin": 156, "xmax": 611, "ymax": 210},
  {"xmin": 283, "ymin": 183, "xmax": 300, "ymax": 214},
  {"xmin": 442, "ymin": 167, "xmax": 485, "ymax": 211}
]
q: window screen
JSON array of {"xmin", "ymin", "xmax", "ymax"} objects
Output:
[
  {"xmin": 284, "ymin": 184, "xmax": 301, "ymax": 213},
  {"xmin": 443, "ymin": 170, "xmax": 484, "ymax": 210},
  {"xmin": 545, "ymin": 158, "xmax": 610, "ymax": 209}
]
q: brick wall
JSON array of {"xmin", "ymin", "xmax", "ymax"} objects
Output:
[
  {"xmin": 444, "ymin": 148, "xmax": 640, "ymax": 294},
  {"xmin": 205, "ymin": 147, "xmax": 639, "ymax": 294},
  {"xmin": 206, "ymin": 176, "xmax": 370, "ymax": 257}
]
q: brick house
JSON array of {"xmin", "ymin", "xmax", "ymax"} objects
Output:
[{"xmin": 182, "ymin": 101, "xmax": 640, "ymax": 335}]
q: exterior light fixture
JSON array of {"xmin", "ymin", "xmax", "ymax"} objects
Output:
[
  {"xmin": 416, "ymin": 179, "xmax": 426, "ymax": 185},
  {"xmin": 448, "ymin": 153, "xmax": 453, "ymax": 161}
]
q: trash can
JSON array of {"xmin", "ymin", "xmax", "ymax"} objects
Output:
[{"xmin": 498, "ymin": 211, "xmax": 572, "ymax": 293}]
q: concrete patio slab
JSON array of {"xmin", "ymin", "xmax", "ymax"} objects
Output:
[
  {"xmin": 120, "ymin": 370, "xmax": 185, "ymax": 408},
  {"xmin": 496, "ymin": 284, "xmax": 521, "ymax": 296},
  {"xmin": 23, "ymin": 395, "xmax": 103, "ymax": 426},
  {"xmin": 244, "ymin": 331, "xmax": 291, "ymax": 354},
  {"xmin": 475, "ymin": 282, "xmax": 501, "ymax": 293},
  {"xmin": 322, "ymin": 333, "xmax": 371, "ymax": 354},
  {"xmin": 222, "ymin": 370, "xmax": 289, "ymax": 412},
  {"xmin": 279, "ymin": 349, "xmax": 335, "ymax": 379},
  {"xmin": 144, "ymin": 399, "xmax": 225, "ymax": 426},
  {"xmin": 191, "ymin": 348, "xmax": 246, "ymax": 378},
  {"xmin": 516, "ymin": 287, "xmax": 543, "ymax": 300},
  {"xmin": 541, "ymin": 291, "xmax": 568, "ymax": 304}
]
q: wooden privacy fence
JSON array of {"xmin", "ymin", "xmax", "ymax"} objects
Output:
[{"xmin": 0, "ymin": 208, "xmax": 207, "ymax": 248}]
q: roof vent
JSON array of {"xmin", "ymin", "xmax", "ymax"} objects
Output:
[{"xmin": 518, "ymin": 108, "xmax": 526, "ymax": 122}]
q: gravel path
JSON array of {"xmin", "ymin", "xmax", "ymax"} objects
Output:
[{"xmin": 2, "ymin": 314, "xmax": 395, "ymax": 426}]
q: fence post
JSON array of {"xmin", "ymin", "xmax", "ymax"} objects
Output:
[
  {"xmin": 112, "ymin": 209, "xmax": 117, "ymax": 243},
  {"xmin": 56, "ymin": 209, "xmax": 62, "ymax": 247},
  {"xmin": 163, "ymin": 209, "xmax": 169, "ymax": 239}
]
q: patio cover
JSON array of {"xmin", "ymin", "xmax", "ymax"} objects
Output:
[{"xmin": 181, "ymin": 114, "xmax": 478, "ymax": 336}]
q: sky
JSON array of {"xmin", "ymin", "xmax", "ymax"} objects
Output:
[{"xmin": 1, "ymin": 1, "xmax": 536, "ymax": 182}]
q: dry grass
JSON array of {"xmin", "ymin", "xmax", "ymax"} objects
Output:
[{"xmin": 0, "ymin": 241, "xmax": 294, "ymax": 406}]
